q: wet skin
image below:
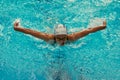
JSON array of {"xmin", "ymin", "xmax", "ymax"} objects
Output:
[
  {"xmin": 55, "ymin": 35, "xmax": 67, "ymax": 46},
  {"xmin": 13, "ymin": 19, "xmax": 106, "ymax": 46}
]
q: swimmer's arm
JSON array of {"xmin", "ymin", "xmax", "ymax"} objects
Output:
[
  {"xmin": 13, "ymin": 20, "xmax": 54, "ymax": 41},
  {"xmin": 68, "ymin": 21, "xmax": 107, "ymax": 41}
]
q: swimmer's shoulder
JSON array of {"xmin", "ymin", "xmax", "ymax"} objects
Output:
[{"xmin": 67, "ymin": 34, "xmax": 75, "ymax": 41}]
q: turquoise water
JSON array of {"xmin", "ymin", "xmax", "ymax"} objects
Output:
[{"xmin": 0, "ymin": 0, "xmax": 120, "ymax": 80}]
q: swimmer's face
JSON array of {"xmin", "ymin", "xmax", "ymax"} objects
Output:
[{"xmin": 55, "ymin": 34, "xmax": 67, "ymax": 46}]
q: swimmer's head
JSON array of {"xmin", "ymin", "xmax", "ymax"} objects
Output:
[
  {"xmin": 54, "ymin": 24, "xmax": 67, "ymax": 35},
  {"xmin": 54, "ymin": 24, "xmax": 68, "ymax": 46}
]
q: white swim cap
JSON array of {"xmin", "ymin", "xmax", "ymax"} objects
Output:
[{"xmin": 54, "ymin": 24, "xmax": 67, "ymax": 35}]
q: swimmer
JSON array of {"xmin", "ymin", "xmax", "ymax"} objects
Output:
[{"xmin": 13, "ymin": 19, "xmax": 106, "ymax": 46}]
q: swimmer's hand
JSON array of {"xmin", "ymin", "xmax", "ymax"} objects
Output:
[
  {"xmin": 13, "ymin": 19, "xmax": 21, "ymax": 29},
  {"xmin": 103, "ymin": 21, "xmax": 106, "ymax": 27}
]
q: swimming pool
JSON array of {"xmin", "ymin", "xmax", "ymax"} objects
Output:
[{"xmin": 0, "ymin": 0, "xmax": 120, "ymax": 80}]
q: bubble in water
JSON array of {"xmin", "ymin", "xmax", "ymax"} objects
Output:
[
  {"xmin": 68, "ymin": 0, "xmax": 75, "ymax": 2},
  {"xmin": 101, "ymin": 0, "xmax": 113, "ymax": 4},
  {"xmin": 0, "ymin": 24, "xmax": 4, "ymax": 36},
  {"xmin": 94, "ymin": 0, "xmax": 112, "ymax": 6},
  {"xmin": 108, "ymin": 12, "xmax": 117, "ymax": 20}
]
